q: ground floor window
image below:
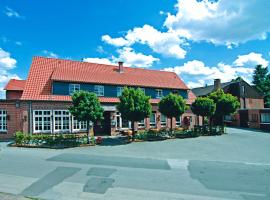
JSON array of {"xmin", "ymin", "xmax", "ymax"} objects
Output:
[
  {"xmin": 54, "ymin": 110, "xmax": 70, "ymax": 132},
  {"xmin": 224, "ymin": 115, "xmax": 232, "ymax": 121},
  {"xmin": 150, "ymin": 112, "xmax": 156, "ymax": 128},
  {"xmin": 73, "ymin": 117, "xmax": 87, "ymax": 132},
  {"xmin": 261, "ymin": 113, "xmax": 270, "ymax": 123},
  {"xmin": 33, "ymin": 110, "xmax": 88, "ymax": 134},
  {"xmin": 33, "ymin": 110, "xmax": 51, "ymax": 133},
  {"xmin": 115, "ymin": 112, "xmax": 131, "ymax": 130},
  {"xmin": 160, "ymin": 114, "xmax": 167, "ymax": 128},
  {"xmin": 176, "ymin": 116, "xmax": 181, "ymax": 127},
  {"xmin": 0, "ymin": 110, "xmax": 7, "ymax": 132},
  {"xmin": 138, "ymin": 119, "xmax": 145, "ymax": 128}
]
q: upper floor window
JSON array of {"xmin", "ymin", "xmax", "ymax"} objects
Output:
[
  {"xmin": 94, "ymin": 85, "xmax": 104, "ymax": 96},
  {"xmin": 172, "ymin": 90, "xmax": 178, "ymax": 95},
  {"xmin": 156, "ymin": 89, "xmax": 163, "ymax": 99},
  {"xmin": 69, "ymin": 84, "xmax": 80, "ymax": 95},
  {"xmin": 117, "ymin": 87, "xmax": 124, "ymax": 97},
  {"xmin": 0, "ymin": 110, "xmax": 7, "ymax": 132},
  {"xmin": 138, "ymin": 87, "xmax": 145, "ymax": 94},
  {"xmin": 242, "ymin": 86, "xmax": 245, "ymax": 94}
]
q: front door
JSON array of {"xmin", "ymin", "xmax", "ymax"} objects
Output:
[
  {"xmin": 239, "ymin": 110, "xmax": 249, "ymax": 127},
  {"xmin": 94, "ymin": 111, "xmax": 111, "ymax": 136}
]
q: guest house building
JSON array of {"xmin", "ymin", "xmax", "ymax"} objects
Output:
[{"xmin": 0, "ymin": 57, "xmax": 197, "ymax": 140}]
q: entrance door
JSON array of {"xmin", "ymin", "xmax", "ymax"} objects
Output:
[
  {"xmin": 94, "ymin": 111, "xmax": 111, "ymax": 136},
  {"xmin": 239, "ymin": 110, "xmax": 249, "ymax": 127}
]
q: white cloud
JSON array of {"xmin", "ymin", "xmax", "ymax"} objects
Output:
[
  {"xmin": 4, "ymin": 7, "xmax": 24, "ymax": 19},
  {"xmin": 117, "ymin": 47, "xmax": 159, "ymax": 68},
  {"xmin": 102, "ymin": 35, "xmax": 130, "ymax": 47},
  {"xmin": 164, "ymin": 53, "xmax": 261, "ymax": 88},
  {"xmin": 0, "ymin": 48, "xmax": 17, "ymax": 69},
  {"xmin": 83, "ymin": 57, "xmax": 115, "ymax": 65},
  {"xmin": 102, "ymin": 25, "xmax": 187, "ymax": 59},
  {"xmin": 42, "ymin": 50, "xmax": 59, "ymax": 58},
  {"xmin": 164, "ymin": 0, "xmax": 270, "ymax": 47},
  {"xmin": 233, "ymin": 52, "xmax": 268, "ymax": 68},
  {"xmin": 84, "ymin": 47, "xmax": 159, "ymax": 68},
  {"xmin": 0, "ymin": 48, "xmax": 20, "ymax": 99}
]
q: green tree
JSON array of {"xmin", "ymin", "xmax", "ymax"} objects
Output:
[
  {"xmin": 69, "ymin": 91, "xmax": 104, "ymax": 144},
  {"xmin": 158, "ymin": 93, "xmax": 187, "ymax": 133},
  {"xmin": 208, "ymin": 89, "xmax": 240, "ymax": 125},
  {"xmin": 191, "ymin": 97, "xmax": 216, "ymax": 125},
  {"xmin": 117, "ymin": 87, "xmax": 152, "ymax": 140},
  {"xmin": 252, "ymin": 64, "xmax": 270, "ymax": 107}
]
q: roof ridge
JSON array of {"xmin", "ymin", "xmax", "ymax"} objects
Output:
[{"xmin": 33, "ymin": 56, "xmax": 178, "ymax": 75}]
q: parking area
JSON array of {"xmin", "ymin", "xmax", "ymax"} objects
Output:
[{"xmin": 0, "ymin": 128, "xmax": 269, "ymax": 200}]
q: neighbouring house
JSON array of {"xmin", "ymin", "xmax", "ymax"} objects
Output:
[
  {"xmin": 192, "ymin": 79, "xmax": 270, "ymax": 131},
  {"xmin": 0, "ymin": 56, "xmax": 197, "ymax": 140}
]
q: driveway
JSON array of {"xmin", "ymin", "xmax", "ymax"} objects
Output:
[{"xmin": 0, "ymin": 128, "xmax": 269, "ymax": 200}]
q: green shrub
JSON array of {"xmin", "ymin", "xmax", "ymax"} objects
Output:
[{"xmin": 15, "ymin": 131, "xmax": 25, "ymax": 145}]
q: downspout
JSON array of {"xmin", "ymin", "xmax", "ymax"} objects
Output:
[{"xmin": 28, "ymin": 101, "xmax": 33, "ymax": 135}]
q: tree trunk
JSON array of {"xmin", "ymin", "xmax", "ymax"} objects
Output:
[
  {"xmin": 202, "ymin": 116, "xmax": 205, "ymax": 126},
  {"xmin": 170, "ymin": 117, "xmax": 173, "ymax": 135},
  {"xmin": 131, "ymin": 121, "xmax": 135, "ymax": 141},
  {"xmin": 86, "ymin": 121, "xmax": 90, "ymax": 144}
]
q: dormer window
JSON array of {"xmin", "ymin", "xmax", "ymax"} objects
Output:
[
  {"xmin": 94, "ymin": 85, "xmax": 104, "ymax": 96},
  {"xmin": 156, "ymin": 89, "xmax": 163, "ymax": 98},
  {"xmin": 69, "ymin": 84, "xmax": 80, "ymax": 95}
]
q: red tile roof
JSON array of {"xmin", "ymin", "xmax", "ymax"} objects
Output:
[
  {"xmin": 21, "ymin": 57, "xmax": 190, "ymax": 103},
  {"xmin": 4, "ymin": 79, "xmax": 26, "ymax": 91}
]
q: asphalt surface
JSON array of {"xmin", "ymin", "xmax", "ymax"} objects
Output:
[{"xmin": 0, "ymin": 128, "xmax": 269, "ymax": 200}]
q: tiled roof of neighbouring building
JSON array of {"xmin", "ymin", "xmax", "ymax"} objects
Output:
[{"xmin": 4, "ymin": 79, "xmax": 26, "ymax": 91}]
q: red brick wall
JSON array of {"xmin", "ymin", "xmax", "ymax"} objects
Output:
[
  {"xmin": 245, "ymin": 98, "xmax": 264, "ymax": 109},
  {"xmin": 6, "ymin": 91, "xmax": 23, "ymax": 100},
  {"xmin": 0, "ymin": 101, "xmax": 28, "ymax": 140}
]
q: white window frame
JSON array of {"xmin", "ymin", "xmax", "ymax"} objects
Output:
[
  {"xmin": 160, "ymin": 114, "xmax": 167, "ymax": 128},
  {"xmin": 176, "ymin": 116, "xmax": 181, "ymax": 127},
  {"xmin": 138, "ymin": 119, "xmax": 145, "ymax": 128},
  {"xmin": 150, "ymin": 112, "xmax": 156, "ymax": 128},
  {"xmin": 33, "ymin": 110, "xmax": 52, "ymax": 133},
  {"xmin": 54, "ymin": 110, "xmax": 71, "ymax": 133},
  {"xmin": 156, "ymin": 89, "xmax": 163, "ymax": 99},
  {"xmin": 94, "ymin": 85, "xmax": 104, "ymax": 96},
  {"xmin": 72, "ymin": 117, "xmax": 87, "ymax": 132},
  {"xmin": 261, "ymin": 113, "xmax": 270, "ymax": 124},
  {"xmin": 69, "ymin": 84, "xmax": 80, "ymax": 95},
  {"xmin": 115, "ymin": 112, "xmax": 131, "ymax": 130},
  {"xmin": 117, "ymin": 87, "xmax": 124, "ymax": 97},
  {"xmin": 0, "ymin": 110, "xmax": 7, "ymax": 132}
]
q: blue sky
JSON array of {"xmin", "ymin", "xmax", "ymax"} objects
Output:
[{"xmin": 0, "ymin": 0, "xmax": 270, "ymax": 97}]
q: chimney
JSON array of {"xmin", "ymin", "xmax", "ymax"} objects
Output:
[
  {"xmin": 118, "ymin": 61, "xmax": 124, "ymax": 73},
  {"xmin": 214, "ymin": 79, "xmax": 221, "ymax": 90}
]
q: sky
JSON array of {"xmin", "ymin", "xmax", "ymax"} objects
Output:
[{"xmin": 0, "ymin": 0, "xmax": 270, "ymax": 98}]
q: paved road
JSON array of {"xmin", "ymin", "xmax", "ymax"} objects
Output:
[{"xmin": 0, "ymin": 128, "xmax": 269, "ymax": 200}]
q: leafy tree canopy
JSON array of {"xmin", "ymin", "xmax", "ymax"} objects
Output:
[
  {"xmin": 69, "ymin": 91, "xmax": 104, "ymax": 122},
  {"xmin": 208, "ymin": 89, "xmax": 240, "ymax": 117},
  {"xmin": 191, "ymin": 97, "xmax": 216, "ymax": 117},
  {"xmin": 158, "ymin": 93, "xmax": 187, "ymax": 118},
  {"xmin": 117, "ymin": 87, "xmax": 151, "ymax": 122},
  {"xmin": 252, "ymin": 64, "xmax": 270, "ymax": 107}
]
